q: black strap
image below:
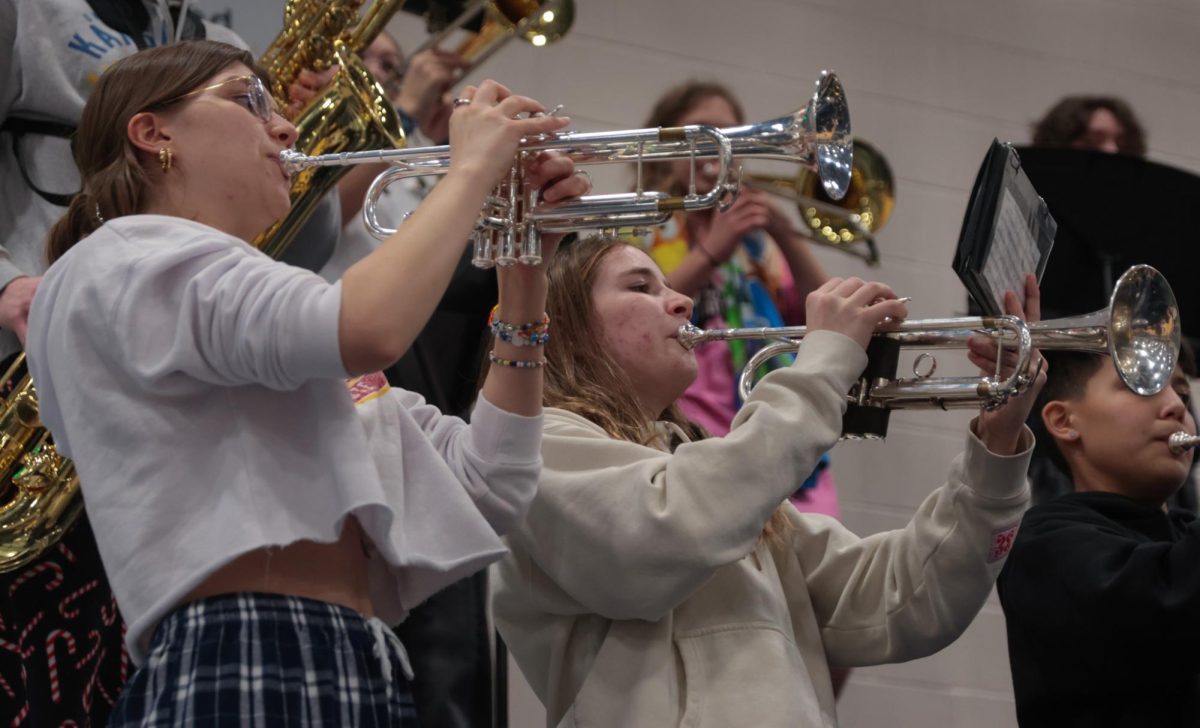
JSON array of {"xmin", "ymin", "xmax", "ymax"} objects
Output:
[
  {"xmin": 84, "ymin": 1, "xmax": 207, "ymax": 50},
  {"xmin": 4, "ymin": 3, "xmax": 213, "ymax": 207},
  {"xmin": 1, "ymin": 118, "xmax": 79, "ymax": 207}
]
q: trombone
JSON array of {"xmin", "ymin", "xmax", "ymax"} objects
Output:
[
  {"xmin": 404, "ymin": 0, "xmax": 574, "ymax": 78},
  {"xmin": 280, "ymin": 71, "xmax": 852, "ymax": 268},
  {"xmin": 743, "ymin": 138, "xmax": 893, "ymax": 266},
  {"xmin": 678, "ymin": 265, "xmax": 1181, "ymax": 437}
]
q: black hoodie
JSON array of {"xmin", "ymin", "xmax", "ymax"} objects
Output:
[{"xmin": 998, "ymin": 491, "xmax": 1200, "ymax": 727}]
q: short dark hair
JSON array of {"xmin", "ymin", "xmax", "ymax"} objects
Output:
[
  {"xmin": 1031, "ymin": 95, "xmax": 1147, "ymax": 156},
  {"xmin": 1034, "ymin": 352, "xmax": 1106, "ymax": 476},
  {"xmin": 1035, "ymin": 340, "xmax": 1196, "ymax": 476}
]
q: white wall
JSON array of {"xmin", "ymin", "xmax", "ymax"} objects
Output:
[{"xmin": 194, "ymin": 1, "xmax": 1200, "ymax": 725}]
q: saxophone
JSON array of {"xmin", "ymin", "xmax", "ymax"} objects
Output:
[
  {"xmin": 254, "ymin": 0, "xmax": 410, "ymax": 260},
  {"xmin": 0, "ymin": 0, "xmax": 408, "ymax": 571}
]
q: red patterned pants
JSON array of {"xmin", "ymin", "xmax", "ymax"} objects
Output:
[{"xmin": 0, "ymin": 512, "xmax": 129, "ymax": 726}]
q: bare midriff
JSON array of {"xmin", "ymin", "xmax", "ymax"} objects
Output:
[{"xmin": 178, "ymin": 516, "xmax": 374, "ymax": 617}]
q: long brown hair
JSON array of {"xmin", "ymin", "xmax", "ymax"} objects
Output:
[
  {"xmin": 46, "ymin": 41, "xmax": 263, "ymax": 263},
  {"xmin": 544, "ymin": 236, "xmax": 794, "ymax": 545},
  {"xmin": 639, "ymin": 81, "xmax": 746, "ymax": 196},
  {"xmin": 1031, "ymin": 95, "xmax": 1147, "ymax": 156}
]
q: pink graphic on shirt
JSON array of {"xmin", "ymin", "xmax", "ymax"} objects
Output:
[
  {"xmin": 347, "ymin": 371, "xmax": 390, "ymax": 405},
  {"xmin": 988, "ymin": 524, "xmax": 1020, "ymax": 563}
]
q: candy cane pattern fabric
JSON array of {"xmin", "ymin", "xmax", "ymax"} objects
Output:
[{"xmin": 0, "ymin": 515, "xmax": 129, "ymax": 726}]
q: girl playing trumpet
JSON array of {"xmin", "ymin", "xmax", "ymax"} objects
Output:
[
  {"xmin": 25, "ymin": 39, "xmax": 587, "ymax": 725},
  {"xmin": 493, "ymin": 235, "xmax": 1042, "ymax": 727}
]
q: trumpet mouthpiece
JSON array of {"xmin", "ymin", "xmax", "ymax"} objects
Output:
[
  {"xmin": 676, "ymin": 323, "xmax": 706, "ymax": 350},
  {"xmin": 1168, "ymin": 431, "xmax": 1200, "ymax": 455},
  {"xmin": 279, "ymin": 149, "xmax": 309, "ymax": 175}
]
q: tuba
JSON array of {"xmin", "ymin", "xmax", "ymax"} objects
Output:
[
  {"xmin": 743, "ymin": 138, "xmax": 893, "ymax": 265},
  {"xmin": 254, "ymin": 0, "xmax": 411, "ymax": 260},
  {"xmin": 0, "ymin": 356, "xmax": 81, "ymax": 572}
]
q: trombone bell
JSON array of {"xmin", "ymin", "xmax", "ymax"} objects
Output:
[
  {"xmin": 745, "ymin": 138, "xmax": 893, "ymax": 265},
  {"xmin": 409, "ymin": 0, "xmax": 575, "ymax": 78}
]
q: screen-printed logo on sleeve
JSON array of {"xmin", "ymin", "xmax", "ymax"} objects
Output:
[{"xmin": 988, "ymin": 523, "xmax": 1020, "ymax": 563}]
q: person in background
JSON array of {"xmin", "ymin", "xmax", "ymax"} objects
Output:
[{"xmin": 1031, "ymin": 95, "xmax": 1147, "ymax": 156}]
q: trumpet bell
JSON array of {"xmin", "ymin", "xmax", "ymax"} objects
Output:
[
  {"xmin": 1103, "ymin": 264, "xmax": 1180, "ymax": 396},
  {"xmin": 809, "ymin": 72, "xmax": 852, "ymax": 200}
]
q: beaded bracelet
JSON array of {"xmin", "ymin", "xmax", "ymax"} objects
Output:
[
  {"xmin": 489, "ymin": 351, "xmax": 545, "ymax": 369},
  {"xmin": 488, "ymin": 305, "xmax": 550, "ymax": 347}
]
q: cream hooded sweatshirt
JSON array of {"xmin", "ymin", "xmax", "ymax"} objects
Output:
[{"xmin": 493, "ymin": 329, "xmax": 1032, "ymax": 728}]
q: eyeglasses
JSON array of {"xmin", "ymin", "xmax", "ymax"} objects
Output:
[{"xmin": 156, "ymin": 75, "xmax": 278, "ymax": 123}]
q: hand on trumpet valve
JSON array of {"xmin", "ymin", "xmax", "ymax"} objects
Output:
[
  {"xmin": 447, "ymin": 80, "xmax": 570, "ymax": 187},
  {"xmin": 511, "ymin": 151, "xmax": 593, "ymax": 267},
  {"xmin": 805, "ymin": 277, "xmax": 908, "ymax": 351},
  {"xmin": 972, "ymin": 274, "xmax": 1045, "ymax": 455},
  {"xmin": 524, "ymin": 151, "xmax": 591, "ymax": 203}
]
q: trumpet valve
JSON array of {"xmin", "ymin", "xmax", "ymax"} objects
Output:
[{"xmin": 471, "ymin": 229, "xmax": 496, "ymax": 269}]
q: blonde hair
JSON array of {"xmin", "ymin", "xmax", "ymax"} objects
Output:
[{"xmin": 544, "ymin": 236, "xmax": 794, "ymax": 546}]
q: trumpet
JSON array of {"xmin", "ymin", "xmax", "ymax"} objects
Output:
[
  {"xmin": 280, "ymin": 71, "xmax": 852, "ymax": 268},
  {"xmin": 404, "ymin": 0, "xmax": 574, "ymax": 78},
  {"xmin": 743, "ymin": 138, "xmax": 893, "ymax": 265},
  {"xmin": 678, "ymin": 265, "xmax": 1180, "ymax": 438}
]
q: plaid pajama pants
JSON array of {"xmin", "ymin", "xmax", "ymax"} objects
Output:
[{"xmin": 109, "ymin": 593, "xmax": 419, "ymax": 727}]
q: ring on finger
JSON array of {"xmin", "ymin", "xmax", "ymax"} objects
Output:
[{"xmin": 452, "ymin": 97, "xmax": 471, "ymax": 108}]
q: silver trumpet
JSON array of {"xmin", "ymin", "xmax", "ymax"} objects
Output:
[
  {"xmin": 678, "ymin": 265, "xmax": 1181, "ymax": 437},
  {"xmin": 278, "ymin": 71, "xmax": 851, "ymax": 268}
]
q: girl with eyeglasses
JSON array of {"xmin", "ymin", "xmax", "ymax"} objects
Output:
[{"xmin": 25, "ymin": 40, "xmax": 586, "ymax": 726}]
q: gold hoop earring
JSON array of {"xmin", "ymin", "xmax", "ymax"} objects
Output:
[{"xmin": 159, "ymin": 147, "xmax": 174, "ymax": 173}]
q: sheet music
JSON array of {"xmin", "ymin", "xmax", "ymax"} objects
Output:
[{"xmin": 981, "ymin": 188, "xmax": 1042, "ymax": 312}]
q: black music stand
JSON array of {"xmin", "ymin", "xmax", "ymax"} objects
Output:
[{"xmin": 1012, "ymin": 147, "xmax": 1200, "ymax": 341}]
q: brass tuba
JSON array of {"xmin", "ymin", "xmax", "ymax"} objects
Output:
[
  {"xmin": 254, "ymin": 0, "xmax": 411, "ymax": 260},
  {"xmin": 0, "ymin": 356, "xmax": 81, "ymax": 572},
  {"xmin": 744, "ymin": 138, "xmax": 893, "ymax": 265}
]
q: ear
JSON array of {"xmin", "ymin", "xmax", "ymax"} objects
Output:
[
  {"xmin": 127, "ymin": 111, "xmax": 174, "ymax": 157},
  {"xmin": 1041, "ymin": 400, "xmax": 1076, "ymax": 444}
]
